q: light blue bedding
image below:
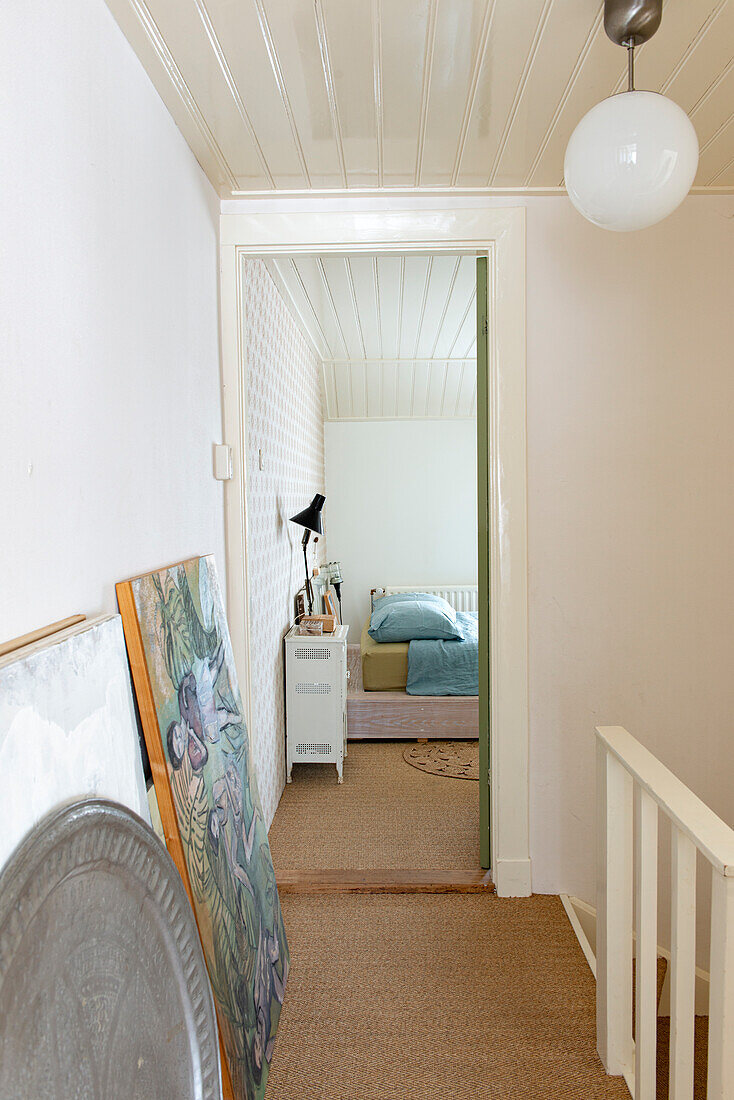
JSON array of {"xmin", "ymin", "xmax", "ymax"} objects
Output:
[{"xmin": 406, "ymin": 611, "xmax": 478, "ymax": 696}]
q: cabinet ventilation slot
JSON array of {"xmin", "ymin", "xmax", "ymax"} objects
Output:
[
  {"xmin": 294, "ymin": 647, "xmax": 331, "ymax": 660},
  {"xmin": 295, "ymin": 682, "xmax": 331, "ymax": 695},
  {"xmin": 295, "ymin": 743, "xmax": 331, "ymax": 755}
]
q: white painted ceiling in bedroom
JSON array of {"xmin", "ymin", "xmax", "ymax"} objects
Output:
[
  {"xmin": 265, "ymin": 252, "xmax": 478, "ymax": 421},
  {"xmin": 105, "ymin": 0, "xmax": 734, "ymax": 196}
]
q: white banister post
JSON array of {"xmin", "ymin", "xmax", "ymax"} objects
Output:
[
  {"xmin": 596, "ymin": 739, "xmax": 634, "ymax": 1077},
  {"xmin": 669, "ymin": 828, "xmax": 697, "ymax": 1100},
  {"xmin": 707, "ymin": 872, "xmax": 734, "ymax": 1100},
  {"xmin": 635, "ymin": 786, "xmax": 659, "ymax": 1100}
]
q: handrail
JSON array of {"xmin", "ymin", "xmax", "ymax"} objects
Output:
[
  {"xmin": 596, "ymin": 724, "xmax": 734, "ymax": 1100},
  {"xmin": 597, "ymin": 726, "xmax": 734, "ymax": 877}
]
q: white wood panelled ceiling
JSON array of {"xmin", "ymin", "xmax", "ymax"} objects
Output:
[
  {"xmin": 264, "ymin": 253, "xmax": 477, "ymax": 420},
  {"xmin": 106, "ymin": 0, "xmax": 734, "ymax": 196}
]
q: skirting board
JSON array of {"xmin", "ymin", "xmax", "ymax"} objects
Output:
[
  {"xmin": 494, "ymin": 858, "xmax": 532, "ymax": 898},
  {"xmin": 560, "ymin": 894, "xmax": 711, "ymax": 1017},
  {"xmin": 347, "ymin": 692, "xmax": 478, "ymax": 740}
]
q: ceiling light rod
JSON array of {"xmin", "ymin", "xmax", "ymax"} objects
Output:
[{"xmin": 605, "ymin": 0, "xmax": 662, "ymax": 90}]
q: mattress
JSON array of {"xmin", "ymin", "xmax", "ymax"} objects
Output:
[{"xmin": 360, "ymin": 618, "xmax": 408, "ymax": 691}]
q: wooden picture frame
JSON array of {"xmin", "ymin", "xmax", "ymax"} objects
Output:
[{"xmin": 117, "ymin": 556, "xmax": 289, "ymax": 1100}]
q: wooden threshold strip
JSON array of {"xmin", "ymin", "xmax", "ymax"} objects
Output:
[{"xmin": 276, "ymin": 868, "xmax": 495, "ymax": 895}]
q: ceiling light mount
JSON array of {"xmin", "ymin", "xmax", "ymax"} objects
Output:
[{"xmin": 603, "ymin": 0, "xmax": 662, "ymax": 49}]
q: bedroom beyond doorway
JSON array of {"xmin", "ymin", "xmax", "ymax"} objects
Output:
[{"xmin": 238, "ymin": 247, "xmax": 484, "ymax": 883}]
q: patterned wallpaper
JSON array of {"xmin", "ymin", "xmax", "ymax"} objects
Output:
[{"xmin": 243, "ymin": 258, "xmax": 326, "ymax": 828}]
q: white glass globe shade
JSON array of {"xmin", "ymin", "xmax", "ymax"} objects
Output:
[{"xmin": 564, "ymin": 90, "xmax": 699, "ymax": 232}]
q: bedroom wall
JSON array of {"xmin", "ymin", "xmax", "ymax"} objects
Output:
[
  {"xmin": 243, "ymin": 258, "xmax": 326, "ymax": 827},
  {"xmin": 323, "ymin": 418, "xmax": 478, "ymax": 630},
  {"xmin": 1, "ymin": 1, "xmax": 224, "ymax": 640}
]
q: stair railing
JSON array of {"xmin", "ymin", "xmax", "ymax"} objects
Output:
[{"xmin": 596, "ymin": 725, "xmax": 734, "ymax": 1100}]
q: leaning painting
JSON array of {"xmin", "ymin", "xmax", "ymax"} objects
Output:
[{"xmin": 117, "ymin": 556, "xmax": 288, "ymax": 1100}]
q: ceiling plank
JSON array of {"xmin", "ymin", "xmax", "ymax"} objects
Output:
[
  {"xmin": 411, "ymin": 361, "xmax": 431, "ymax": 416},
  {"xmin": 451, "ymin": 0, "xmax": 498, "ymax": 186},
  {"xmin": 332, "ymin": 361, "xmax": 352, "ymax": 418},
  {"xmin": 382, "ymin": 360, "xmax": 399, "ymax": 417},
  {"xmin": 376, "ymin": 256, "xmax": 403, "ymax": 359},
  {"xmin": 372, "ymin": 0, "xmax": 384, "ymax": 186},
  {"xmin": 141, "ymin": 0, "xmax": 270, "ymax": 186},
  {"xmin": 259, "ymin": 0, "xmax": 343, "ymax": 187},
  {"xmin": 350, "ymin": 361, "xmax": 368, "ymax": 417},
  {"xmin": 342, "ymin": 257, "xmax": 367, "ymax": 359},
  {"xmin": 264, "ymin": 258, "xmax": 328, "ymax": 361},
  {"xmin": 414, "ymin": 0, "xmax": 439, "ymax": 185},
  {"xmin": 454, "ymin": 0, "xmax": 548, "ymax": 187},
  {"xmin": 380, "ymin": 0, "xmax": 431, "ymax": 186},
  {"xmin": 348, "ymin": 256, "xmax": 381, "ymax": 358},
  {"xmin": 432, "ymin": 256, "xmax": 476, "ymax": 358},
  {"xmin": 314, "ymin": 0, "xmax": 349, "ymax": 186},
  {"xmin": 486, "ymin": 0, "xmax": 554, "ymax": 185},
  {"xmin": 282, "ymin": 258, "xmax": 336, "ymax": 359}
]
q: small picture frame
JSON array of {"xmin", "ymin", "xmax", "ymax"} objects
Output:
[
  {"xmin": 294, "ymin": 590, "xmax": 306, "ymax": 623},
  {"xmin": 324, "ymin": 587, "xmax": 340, "ymax": 625}
]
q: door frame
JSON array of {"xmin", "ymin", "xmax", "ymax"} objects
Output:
[{"xmin": 219, "ymin": 202, "xmax": 530, "ymax": 897}]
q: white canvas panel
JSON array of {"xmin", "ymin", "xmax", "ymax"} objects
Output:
[{"xmin": 0, "ymin": 615, "xmax": 149, "ymax": 869}]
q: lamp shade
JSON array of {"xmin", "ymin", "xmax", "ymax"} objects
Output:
[
  {"xmin": 290, "ymin": 494, "xmax": 325, "ymax": 535},
  {"xmin": 564, "ymin": 90, "xmax": 699, "ymax": 232}
]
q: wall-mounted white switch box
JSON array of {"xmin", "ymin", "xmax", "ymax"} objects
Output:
[{"xmin": 213, "ymin": 444, "xmax": 233, "ymax": 481}]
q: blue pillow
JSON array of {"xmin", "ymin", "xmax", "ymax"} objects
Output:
[{"xmin": 369, "ymin": 594, "xmax": 462, "ymax": 643}]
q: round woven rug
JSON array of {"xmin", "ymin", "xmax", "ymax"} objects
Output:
[{"xmin": 403, "ymin": 741, "xmax": 479, "ymax": 781}]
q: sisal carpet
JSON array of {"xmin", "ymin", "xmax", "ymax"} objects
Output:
[
  {"xmin": 268, "ymin": 741, "xmax": 479, "ymax": 871},
  {"xmin": 267, "ymin": 893, "xmax": 629, "ymax": 1100}
]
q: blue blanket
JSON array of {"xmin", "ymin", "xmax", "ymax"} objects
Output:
[{"xmin": 406, "ymin": 611, "xmax": 478, "ymax": 696}]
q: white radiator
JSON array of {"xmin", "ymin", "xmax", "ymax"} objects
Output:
[{"xmin": 379, "ymin": 585, "xmax": 478, "ymax": 613}]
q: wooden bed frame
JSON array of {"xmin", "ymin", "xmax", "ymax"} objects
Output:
[{"xmin": 346, "ymin": 644, "xmax": 478, "ymax": 741}]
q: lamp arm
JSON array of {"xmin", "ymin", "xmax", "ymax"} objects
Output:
[{"xmin": 301, "ymin": 529, "xmax": 314, "ymax": 615}]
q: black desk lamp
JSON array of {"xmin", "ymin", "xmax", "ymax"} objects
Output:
[{"xmin": 290, "ymin": 494, "xmax": 325, "ymax": 615}]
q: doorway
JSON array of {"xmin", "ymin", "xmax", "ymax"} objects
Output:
[
  {"xmin": 247, "ymin": 247, "xmax": 482, "ymax": 875},
  {"xmin": 219, "ymin": 204, "xmax": 530, "ymax": 896}
]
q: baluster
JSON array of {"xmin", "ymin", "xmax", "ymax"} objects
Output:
[
  {"xmin": 669, "ymin": 828, "xmax": 696, "ymax": 1100},
  {"xmin": 597, "ymin": 743, "xmax": 634, "ymax": 1077},
  {"xmin": 707, "ymin": 872, "xmax": 734, "ymax": 1100},
  {"xmin": 635, "ymin": 786, "xmax": 658, "ymax": 1100}
]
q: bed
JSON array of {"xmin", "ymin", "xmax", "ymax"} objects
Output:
[
  {"xmin": 360, "ymin": 619, "xmax": 409, "ymax": 691},
  {"xmin": 347, "ymin": 586, "xmax": 479, "ymax": 740},
  {"xmin": 360, "ymin": 612, "xmax": 478, "ymax": 695}
]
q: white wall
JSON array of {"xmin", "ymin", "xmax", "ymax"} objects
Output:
[
  {"xmin": 526, "ymin": 195, "xmax": 734, "ymax": 961},
  {"xmin": 1, "ymin": 0, "xmax": 224, "ymax": 642},
  {"xmin": 324, "ymin": 419, "xmax": 477, "ymax": 630}
]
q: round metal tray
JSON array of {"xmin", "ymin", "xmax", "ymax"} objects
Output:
[{"xmin": 0, "ymin": 799, "xmax": 221, "ymax": 1100}]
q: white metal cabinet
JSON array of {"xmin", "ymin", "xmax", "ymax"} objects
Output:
[{"xmin": 285, "ymin": 624, "xmax": 348, "ymax": 783}]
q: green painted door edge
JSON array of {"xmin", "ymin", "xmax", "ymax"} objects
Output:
[{"xmin": 476, "ymin": 256, "xmax": 491, "ymax": 871}]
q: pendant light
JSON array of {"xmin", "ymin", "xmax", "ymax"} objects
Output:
[{"xmin": 564, "ymin": 0, "xmax": 699, "ymax": 232}]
